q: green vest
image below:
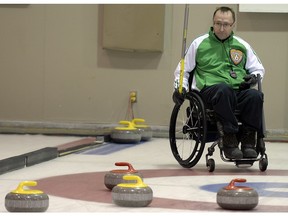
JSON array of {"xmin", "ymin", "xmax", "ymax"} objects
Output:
[{"xmin": 195, "ymin": 28, "xmax": 247, "ymax": 90}]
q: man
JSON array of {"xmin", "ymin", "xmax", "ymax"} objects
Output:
[{"xmin": 173, "ymin": 6, "xmax": 265, "ymax": 160}]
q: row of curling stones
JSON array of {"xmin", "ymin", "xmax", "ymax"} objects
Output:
[
  {"xmin": 104, "ymin": 162, "xmax": 143, "ymax": 190},
  {"xmin": 5, "ymin": 181, "xmax": 49, "ymax": 212},
  {"xmin": 112, "ymin": 175, "xmax": 153, "ymax": 207},
  {"xmin": 217, "ymin": 178, "xmax": 258, "ymax": 210},
  {"xmin": 111, "ymin": 118, "xmax": 152, "ymax": 144}
]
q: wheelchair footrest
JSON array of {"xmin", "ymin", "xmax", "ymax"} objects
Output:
[{"xmin": 235, "ymin": 159, "xmax": 254, "ymax": 168}]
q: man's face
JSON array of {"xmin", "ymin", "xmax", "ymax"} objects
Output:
[{"xmin": 213, "ymin": 10, "xmax": 235, "ymax": 40}]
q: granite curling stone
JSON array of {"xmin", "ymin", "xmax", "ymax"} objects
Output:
[
  {"xmin": 131, "ymin": 118, "xmax": 153, "ymax": 141},
  {"xmin": 217, "ymin": 178, "xmax": 258, "ymax": 210},
  {"xmin": 5, "ymin": 181, "xmax": 49, "ymax": 212},
  {"xmin": 112, "ymin": 175, "xmax": 153, "ymax": 207},
  {"xmin": 111, "ymin": 120, "xmax": 141, "ymax": 144},
  {"xmin": 104, "ymin": 162, "xmax": 143, "ymax": 190}
]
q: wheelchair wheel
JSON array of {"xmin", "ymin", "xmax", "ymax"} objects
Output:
[
  {"xmin": 259, "ymin": 155, "xmax": 268, "ymax": 171},
  {"xmin": 207, "ymin": 158, "xmax": 215, "ymax": 172},
  {"xmin": 169, "ymin": 92, "xmax": 207, "ymax": 168}
]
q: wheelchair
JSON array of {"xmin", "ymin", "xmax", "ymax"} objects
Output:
[{"xmin": 169, "ymin": 74, "xmax": 268, "ymax": 172}]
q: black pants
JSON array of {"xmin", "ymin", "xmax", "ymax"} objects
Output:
[{"xmin": 200, "ymin": 83, "xmax": 264, "ymax": 135}]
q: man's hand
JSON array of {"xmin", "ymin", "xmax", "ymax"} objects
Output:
[
  {"xmin": 172, "ymin": 88, "xmax": 186, "ymax": 105},
  {"xmin": 239, "ymin": 74, "xmax": 258, "ymax": 90}
]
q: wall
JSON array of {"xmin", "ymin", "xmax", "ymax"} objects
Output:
[{"xmin": 0, "ymin": 4, "xmax": 287, "ymax": 135}]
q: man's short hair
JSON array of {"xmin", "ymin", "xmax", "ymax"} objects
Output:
[{"xmin": 213, "ymin": 6, "xmax": 236, "ymax": 23}]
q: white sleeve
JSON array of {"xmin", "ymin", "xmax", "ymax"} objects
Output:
[
  {"xmin": 235, "ymin": 36, "xmax": 265, "ymax": 80},
  {"xmin": 246, "ymin": 45, "xmax": 265, "ymax": 80},
  {"xmin": 173, "ymin": 34, "xmax": 208, "ymax": 91},
  {"xmin": 173, "ymin": 41, "xmax": 197, "ymax": 90}
]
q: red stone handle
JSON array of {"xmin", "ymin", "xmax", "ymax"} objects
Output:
[
  {"xmin": 225, "ymin": 178, "xmax": 251, "ymax": 190},
  {"xmin": 112, "ymin": 162, "xmax": 137, "ymax": 173}
]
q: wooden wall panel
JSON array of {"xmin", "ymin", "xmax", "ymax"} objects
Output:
[{"xmin": 102, "ymin": 4, "xmax": 165, "ymax": 52}]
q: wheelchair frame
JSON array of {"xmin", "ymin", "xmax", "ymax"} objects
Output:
[{"xmin": 169, "ymin": 75, "xmax": 268, "ymax": 172}]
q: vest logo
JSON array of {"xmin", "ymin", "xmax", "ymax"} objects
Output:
[{"xmin": 230, "ymin": 49, "xmax": 243, "ymax": 65}]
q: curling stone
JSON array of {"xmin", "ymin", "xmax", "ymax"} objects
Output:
[
  {"xmin": 112, "ymin": 175, "xmax": 153, "ymax": 207},
  {"xmin": 111, "ymin": 120, "xmax": 141, "ymax": 143},
  {"xmin": 5, "ymin": 181, "xmax": 49, "ymax": 212},
  {"xmin": 104, "ymin": 162, "xmax": 143, "ymax": 190},
  {"xmin": 131, "ymin": 118, "xmax": 153, "ymax": 141},
  {"xmin": 217, "ymin": 178, "xmax": 258, "ymax": 210}
]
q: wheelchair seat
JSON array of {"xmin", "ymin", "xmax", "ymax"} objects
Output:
[{"xmin": 169, "ymin": 75, "xmax": 268, "ymax": 172}]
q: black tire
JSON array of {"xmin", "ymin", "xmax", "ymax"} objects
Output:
[
  {"xmin": 207, "ymin": 158, "xmax": 215, "ymax": 172},
  {"xmin": 259, "ymin": 156, "xmax": 268, "ymax": 172},
  {"xmin": 169, "ymin": 92, "xmax": 207, "ymax": 168}
]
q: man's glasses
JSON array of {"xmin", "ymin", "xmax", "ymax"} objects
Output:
[{"xmin": 213, "ymin": 22, "xmax": 233, "ymax": 29}]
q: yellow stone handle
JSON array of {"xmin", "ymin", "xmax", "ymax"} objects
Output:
[
  {"xmin": 117, "ymin": 175, "xmax": 148, "ymax": 188},
  {"xmin": 115, "ymin": 120, "xmax": 136, "ymax": 130},
  {"xmin": 131, "ymin": 118, "xmax": 148, "ymax": 128},
  {"xmin": 11, "ymin": 181, "xmax": 44, "ymax": 194}
]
